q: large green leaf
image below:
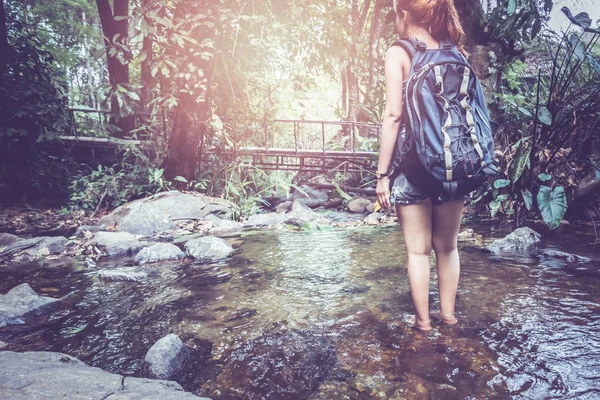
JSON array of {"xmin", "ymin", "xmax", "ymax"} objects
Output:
[
  {"xmin": 538, "ymin": 106, "xmax": 552, "ymax": 125},
  {"xmin": 507, "ymin": 0, "xmax": 517, "ymax": 16},
  {"xmin": 569, "ymin": 34, "xmax": 586, "ymax": 61},
  {"xmin": 510, "ymin": 137, "xmax": 531, "ymax": 183},
  {"xmin": 537, "ymin": 186, "xmax": 568, "ymax": 230},
  {"xmin": 521, "ymin": 188, "xmax": 533, "ymax": 210},
  {"xmin": 494, "ymin": 179, "xmax": 511, "ymax": 189},
  {"xmin": 587, "ymin": 53, "xmax": 600, "ymax": 76},
  {"xmin": 561, "ymin": 7, "xmax": 592, "ymax": 29},
  {"xmin": 538, "ymin": 172, "xmax": 552, "ymax": 181},
  {"xmin": 489, "ymin": 200, "xmax": 502, "ymax": 217}
]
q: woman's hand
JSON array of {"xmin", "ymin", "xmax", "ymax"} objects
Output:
[{"xmin": 376, "ymin": 177, "xmax": 391, "ymax": 210}]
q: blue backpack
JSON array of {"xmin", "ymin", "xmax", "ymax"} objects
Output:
[{"xmin": 390, "ymin": 37, "xmax": 497, "ymax": 201}]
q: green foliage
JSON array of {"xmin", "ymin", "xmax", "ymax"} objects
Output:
[
  {"xmin": 489, "ymin": 4, "xmax": 600, "ymax": 229},
  {"xmin": 218, "ymin": 161, "xmax": 294, "ymax": 222},
  {"xmin": 0, "ymin": 28, "xmax": 70, "ymax": 200},
  {"xmin": 68, "ymin": 146, "xmax": 171, "ymax": 211},
  {"xmin": 521, "ymin": 188, "xmax": 533, "ymax": 210},
  {"xmin": 0, "ymin": 37, "xmax": 68, "ymax": 141},
  {"xmin": 537, "ymin": 185, "xmax": 567, "ymax": 230},
  {"xmin": 5, "ymin": 0, "xmax": 105, "ymax": 109},
  {"xmin": 509, "ymin": 136, "xmax": 531, "ymax": 183},
  {"xmin": 485, "ymin": 0, "xmax": 552, "ymax": 52}
]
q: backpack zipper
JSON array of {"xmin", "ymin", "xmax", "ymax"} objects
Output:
[
  {"xmin": 473, "ymin": 105, "xmax": 491, "ymax": 131},
  {"xmin": 403, "ymin": 62, "xmax": 433, "ymax": 152},
  {"xmin": 413, "ymin": 61, "xmax": 474, "ymax": 150}
]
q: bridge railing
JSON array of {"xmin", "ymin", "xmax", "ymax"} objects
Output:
[
  {"xmin": 62, "ymin": 109, "xmax": 383, "ymax": 171},
  {"xmin": 64, "ymin": 109, "xmax": 381, "ymax": 154},
  {"xmin": 220, "ymin": 118, "xmax": 381, "ymax": 154}
]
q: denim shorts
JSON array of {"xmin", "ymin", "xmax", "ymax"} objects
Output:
[{"xmin": 389, "ymin": 171, "xmax": 470, "ymax": 206}]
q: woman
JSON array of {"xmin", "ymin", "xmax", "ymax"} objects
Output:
[{"xmin": 375, "ymin": 0, "xmax": 468, "ymax": 331}]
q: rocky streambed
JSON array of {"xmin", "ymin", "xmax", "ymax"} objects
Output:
[{"xmin": 1, "ymin": 190, "xmax": 599, "ymax": 399}]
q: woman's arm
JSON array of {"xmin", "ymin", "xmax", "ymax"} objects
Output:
[{"xmin": 376, "ymin": 45, "xmax": 409, "ymax": 209}]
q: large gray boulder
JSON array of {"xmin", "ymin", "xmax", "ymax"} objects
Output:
[
  {"xmin": 92, "ymin": 231, "xmax": 148, "ymax": 256},
  {"xmin": 0, "ymin": 236, "xmax": 69, "ymax": 258},
  {"xmin": 287, "ymin": 200, "xmax": 326, "ymax": 224},
  {"xmin": 203, "ymin": 214, "xmax": 243, "ymax": 235},
  {"xmin": 290, "ymin": 185, "xmax": 329, "ymax": 208},
  {"xmin": 244, "ymin": 212, "xmax": 289, "ymax": 228},
  {"xmin": 134, "ymin": 243, "xmax": 185, "ymax": 264},
  {"xmin": 486, "ymin": 227, "xmax": 541, "ymax": 253},
  {"xmin": 0, "ymin": 351, "xmax": 209, "ymax": 399},
  {"xmin": 347, "ymin": 197, "xmax": 372, "ymax": 214},
  {"xmin": 0, "ymin": 232, "xmax": 21, "ymax": 248},
  {"xmin": 275, "ymin": 200, "xmax": 293, "ymax": 213},
  {"xmin": 98, "ymin": 191, "xmax": 233, "ymax": 236},
  {"xmin": 0, "ymin": 283, "xmax": 59, "ymax": 327},
  {"xmin": 22, "ymin": 236, "xmax": 69, "ymax": 257},
  {"xmin": 185, "ymin": 236, "xmax": 234, "ymax": 261},
  {"xmin": 144, "ymin": 334, "xmax": 189, "ymax": 381}
]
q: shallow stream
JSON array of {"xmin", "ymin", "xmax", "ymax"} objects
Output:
[{"xmin": 1, "ymin": 223, "xmax": 599, "ymax": 399}]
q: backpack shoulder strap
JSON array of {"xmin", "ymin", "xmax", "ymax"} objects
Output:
[
  {"xmin": 390, "ymin": 38, "xmax": 420, "ymax": 61},
  {"xmin": 437, "ymin": 38, "xmax": 454, "ymax": 50}
]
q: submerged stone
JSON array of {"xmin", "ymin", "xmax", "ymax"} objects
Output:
[
  {"xmin": 97, "ymin": 267, "xmax": 149, "ymax": 282},
  {"xmin": 486, "ymin": 227, "xmax": 541, "ymax": 253},
  {"xmin": 215, "ymin": 327, "xmax": 337, "ymax": 399},
  {"xmin": 541, "ymin": 249, "xmax": 591, "ymax": 263},
  {"xmin": 134, "ymin": 243, "xmax": 185, "ymax": 264},
  {"xmin": 0, "ymin": 283, "xmax": 59, "ymax": 326},
  {"xmin": 92, "ymin": 231, "xmax": 147, "ymax": 256},
  {"xmin": 185, "ymin": 236, "xmax": 234, "ymax": 261},
  {"xmin": 144, "ymin": 334, "xmax": 189, "ymax": 381}
]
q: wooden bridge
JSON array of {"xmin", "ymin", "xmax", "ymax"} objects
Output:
[{"xmin": 60, "ymin": 109, "xmax": 382, "ymax": 174}]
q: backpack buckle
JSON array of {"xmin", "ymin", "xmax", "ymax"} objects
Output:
[
  {"xmin": 414, "ymin": 39, "xmax": 427, "ymax": 51},
  {"xmin": 435, "ymin": 81, "xmax": 443, "ymax": 93}
]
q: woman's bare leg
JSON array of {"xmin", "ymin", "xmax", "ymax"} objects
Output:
[
  {"xmin": 396, "ymin": 198, "xmax": 433, "ymax": 330},
  {"xmin": 432, "ymin": 200, "xmax": 464, "ymax": 323}
]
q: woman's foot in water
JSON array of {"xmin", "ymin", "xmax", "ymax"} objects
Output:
[
  {"xmin": 407, "ymin": 315, "xmax": 432, "ymax": 331},
  {"xmin": 431, "ymin": 311, "xmax": 458, "ymax": 325}
]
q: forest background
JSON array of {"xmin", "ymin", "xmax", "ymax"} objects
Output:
[{"xmin": 0, "ymin": 0, "xmax": 599, "ymax": 232}]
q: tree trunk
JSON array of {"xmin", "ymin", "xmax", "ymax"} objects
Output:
[
  {"xmin": 0, "ymin": 0, "xmax": 7, "ymax": 52},
  {"xmin": 95, "ymin": 0, "xmax": 132, "ymax": 135},
  {"xmin": 345, "ymin": 0, "xmax": 361, "ymax": 122},
  {"xmin": 454, "ymin": 0, "xmax": 486, "ymax": 49},
  {"xmin": 139, "ymin": 0, "xmax": 154, "ymax": 140},
  {"xmin": 363, "ymin": 0, "xmax": 385, "ymax": 121},
  {"xmin": 0, "ymin": 0, "xmax": 9, "ymax": 75},
  {"xmin": 163, "ymin": 1, "xmax": 216, "ymax": 181}
]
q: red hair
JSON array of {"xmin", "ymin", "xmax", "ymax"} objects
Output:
[{"xmin": 395, "ymin": 0, "xmax": 468, "ymax": 56}]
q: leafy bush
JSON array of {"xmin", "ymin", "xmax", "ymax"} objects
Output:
[
  {"xmin": 487, "ymin": 6, "xmax": 600, "ymax": 229},
  {"xmin": 68, "ymin": 145, "xmax": 171, "ymax": 212},
  {"xmin": 0, "ymin": 31, "xmax": 70, "ymax": 201}
]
